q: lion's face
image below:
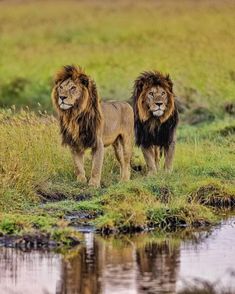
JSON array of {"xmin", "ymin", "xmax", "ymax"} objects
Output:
[
  {"xmin": 145, "ymin": 86, "xmax": 168, "ymax": 117},
  {"xmin": 133, "ymin": 71, "xmax": 175, "ymax": 124},
  {"xmin": 57, "ymin": 78, "xmax": 84, "ymax": 110},
  {"xmin": 52, "ymin": 66, "xmax": 91, "ymax": 116}
]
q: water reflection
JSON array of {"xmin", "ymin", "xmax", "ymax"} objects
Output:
[
  {"xmin": 0, "ymin": 249, "xmax": 61, "ymax": 294},
  {"xmin": 0, "ymin": 218, "xmax": 235, "ymax": 294},
  {"xmin": 136, "ymin": 242, "xmax": 180, "ymax": 293},
  {"xmin": 57, "ymin": 233, "xmax": 181, "ymax": 294}
]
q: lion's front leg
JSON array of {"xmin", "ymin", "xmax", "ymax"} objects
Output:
[
  {"xmin": 164, "ymin": 140, "xmax": 176, "ymax": 172},
  {"xmin": 154, "ymin": 146, "xmax": 161, "ymax": 171},
  {"xmin": 72, "ymin": 150, "xmax": 87, "ymax": 183},
  {"xmin": 89, "ymin": 139, "xmax": 104, "ymax": 188},
  {"xmin": 142, "ymin": 146, "xmax": 157, "ymax": 175}
]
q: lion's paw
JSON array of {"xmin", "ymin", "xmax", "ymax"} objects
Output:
[
  {"xmin": 77, "ymin": 175, "xmax": 87, "ymax": 184},
  {"xmin": 88, "ymin": 178, "xmax": 100, "ymax": 188}
]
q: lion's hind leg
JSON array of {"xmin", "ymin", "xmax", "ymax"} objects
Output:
[
  {"xmin": 113, "ymin": 135, "xmax": 131, "ymax": 181},
  {"xmin": 121, "ymin": 134, "xmax": 132, "ymax": 181},
  {"xmin": 113, "ymin": 136, "xmax": 126, "ymax": 181}
]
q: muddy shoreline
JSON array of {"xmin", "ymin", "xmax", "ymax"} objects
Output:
[{"xmin": 0, "ymin": 213, "xmax": 220, "ymax": 249}]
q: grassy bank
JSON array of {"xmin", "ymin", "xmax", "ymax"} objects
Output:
[
  {"xmin": 0, "ymin": 0, "xmax": 235, "ymax": 110},
  {"xmin": 0, "ymin": 109, "xmax": 234, "ymax": 237}
]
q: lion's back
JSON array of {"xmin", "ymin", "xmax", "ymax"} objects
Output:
[
  {"xmin": 102, "ymin": 101, "xmax": 133, "ymax": 124},
  {"xmin": 101, "ymin": 101, "xmax": 134, "ymax": 140}
]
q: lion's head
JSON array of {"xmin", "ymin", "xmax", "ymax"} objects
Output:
[
  {"xmin": 132, "ymin": 71, "xmax": 175, "ymax": 124},
  {"xmin": 52, "ymin": 65, "xmax": 99, "ymax": 115},
  {"xmin": 51, "ymin": 65, "xmax": 102, "ymax": 150}
]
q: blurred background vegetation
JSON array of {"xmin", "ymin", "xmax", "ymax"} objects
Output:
[{"xmin": 0, "ymin": 0, "xmax": 235, "ymax": 112}]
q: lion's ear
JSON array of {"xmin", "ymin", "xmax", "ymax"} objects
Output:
[
  {"xmin": 166, "ymin": 74, "xmax": 173, "ymax": 92},
  {"xmin": 79, "ymin": 74, "xmax": 89, "ymax": 88}
]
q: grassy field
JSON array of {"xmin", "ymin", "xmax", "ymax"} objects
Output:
[
  {"xmin": 0, "ymin": 0, "xmax": 235, "ymax": 241},
  {"xmin": 0, "ymin": 109, "xmax": 234, "ymax": 236}
]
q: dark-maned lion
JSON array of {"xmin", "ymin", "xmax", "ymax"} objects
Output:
[
  {"xmin": 132, "ymin": 71, "xmax": 179, "ymax": 174},
  {"xmin": 52, "ymin": 65, "xmax": 134, "ymax": 187}
]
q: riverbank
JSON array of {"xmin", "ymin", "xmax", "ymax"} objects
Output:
[{"xmin": 0, "ymin": 109, "xmax": 234, "ymax": 246}]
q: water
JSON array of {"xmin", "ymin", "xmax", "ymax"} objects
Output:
[{"xmin": 0, "ymin": 218, "xmax": 235, "ymax": 294}]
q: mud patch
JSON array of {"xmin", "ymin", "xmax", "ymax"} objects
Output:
[
  {"xmin": 37, "ymin": 189, "xmax": 68, "ymax": 203},
  {"xmin": 189, "ymin": 184, "xmax": 235, "ymax": 208},
  {"xmin": 37, "ymin": 189, "xmax": 92, "ymax": 203},
  {"xmin": 0, "ymin": 232, "xmax": 80, "ymax": 249},
  {"xmin": 74, "ymin": 193, "xmax": 92, "ymax": 202}
]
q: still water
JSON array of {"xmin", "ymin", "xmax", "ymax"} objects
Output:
[{"xmin": 0, "ymin": 218, "xmax": 235, "ymax": 294}]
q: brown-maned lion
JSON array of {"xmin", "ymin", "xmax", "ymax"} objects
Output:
[
  {"xmin": 52, "ymin": 65, "xmax": 134, "ymax": 187},
  {"xmin": 132, "ymin": 71, "xmax": 179, "ymax": 174}
]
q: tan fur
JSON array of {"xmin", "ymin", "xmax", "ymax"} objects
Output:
[{"xmin": 52, "ymin": 65, "xmax": 134, "ymax": 187}]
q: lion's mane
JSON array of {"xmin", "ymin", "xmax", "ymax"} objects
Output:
[
  {"xmin": 132, "ymin": 71, "xmax": 179, "ymax": 148},
  {"xmin": 52, "ymin": 65, "xmax": 102, "ymax": 151}
]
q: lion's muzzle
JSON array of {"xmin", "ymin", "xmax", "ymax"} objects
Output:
[
  {"xmin": 58, "ymin": 97, "xmax": 73, "ymax": 110},
  {"xmin": 151, "ymin": 102, "xmax": 166, "ymax": 117}
]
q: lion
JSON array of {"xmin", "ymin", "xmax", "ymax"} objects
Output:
[
  {"xmin": 52, "ymin": 65, "xmax": 134, "ymax": 187},
  {"xmin": 132, "ymin": 71, "xmax": 179, "ymax": 174}
]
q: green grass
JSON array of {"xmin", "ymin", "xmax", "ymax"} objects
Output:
[
  {"xmin": 0, "ymin": 0, "xmax": 235, "ymax": 110},
  {"xmin": 0, "ymin": 212, "xmax": 82, "ymax": 247},
  {"xmin": 0, "ymin": 109, "xmax": 234, "ymax": 234}
]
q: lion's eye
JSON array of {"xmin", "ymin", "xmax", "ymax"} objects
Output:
[
  {"xmin": 149, "ymin": 92, "xmax": 154, "ymax": 96},
  {"xmin": 70, "ymin": 86, "xmax": 76, "ymax": 91},
  {"xmin": 162, "ymin": 91, "xmax": 166, "ymax": 95},
  {"xmin": 59, "ymin": 85, "xmax": 63, "ymax": 90}
]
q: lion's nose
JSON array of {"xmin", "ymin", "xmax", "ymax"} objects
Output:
[
  {"xmin": 60, "ymin": 96, "xmax": 67, "ymax": 101},
  {"xmin": 156, "ymin": 102, "xmax": 163, "ymax": 107}
]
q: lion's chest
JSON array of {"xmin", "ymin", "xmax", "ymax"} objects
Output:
[
  {"xmin": 135, "ymin": 110, "xmax": 178, "ymax": 148},
  {"xmin": 60, "ymin": 117, "xmax": 98, "ymax": 150}
]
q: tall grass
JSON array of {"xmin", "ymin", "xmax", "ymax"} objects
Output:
[{"xmin": 0, "ymin": 109, "xmax": 234, "ymax": 231}]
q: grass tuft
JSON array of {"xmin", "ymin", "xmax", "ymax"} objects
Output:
[{"xmin": 190, "ymin": 183, "xmax": 235, "ymax": 208}]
